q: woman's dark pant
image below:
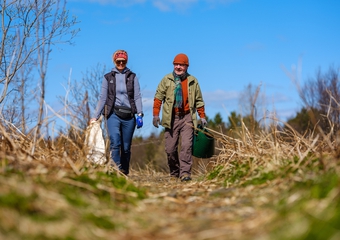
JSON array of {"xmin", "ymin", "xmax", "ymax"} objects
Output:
[
  {"xmin": 164, "ymin": 114, "xmax": 193, "ymax": 178},
  {"xmin": 107, "ymin": 113, "xmax": 136, "ymax": 175}
]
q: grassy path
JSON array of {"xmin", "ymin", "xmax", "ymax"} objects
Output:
[
  {"xmin": 116, "ymin": 171, "xmax": 284, "ymax": 240},
  {"xmin": 2, "ymin": 165, "xmax": 336, "ymax": 239}
]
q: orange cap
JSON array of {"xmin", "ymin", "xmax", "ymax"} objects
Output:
[{"xmin": 173, "ymin": 53, "xmax": 189, "ymax": 66}]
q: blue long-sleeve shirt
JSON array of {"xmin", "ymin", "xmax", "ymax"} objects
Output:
[{"xmin": 93, "ymin": 67, "xmax": 143, "ymax": 119}]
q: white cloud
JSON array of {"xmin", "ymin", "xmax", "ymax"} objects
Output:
[
  {"xmin": 72, "ymin": 0, "xmax": 146, "ymax": 7},
  {"xmin": 203, "ymin": 89, "xmax": 239, "ymax": 102},
  {"xmin": 152, "ymin": 0, "xmax": 197, "ymax": 12},
  {"xmin": 72, "ymin": 0, "xmax": 238, "ymax": 11},
  {"xmin": 152, "ymin": 0, "xmax": 239, "ymax": 12},
  {"xmin": 142, "ymin": 97, "xmax": 154, "ymax": 111},
  {"xmin": 205, "ymin": 0, "xmax": 239, "ymax": 4}
]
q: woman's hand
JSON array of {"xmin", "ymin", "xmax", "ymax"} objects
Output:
[{"xmin": 89, "ymin": 118, "xmax": 97, "ymax": 123}]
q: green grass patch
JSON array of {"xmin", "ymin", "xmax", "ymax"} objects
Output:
[
  {"xmin": 241, "ymin": 170, "xmax": 277, "ymax": 186},
  {"xmin": 0, "ymin": 167, "xmax": 148, "ymax": 239},
  {"xmin": 60, "ymin": 185, "xmax": 90, "ymax": 207},
  {"xmin": 0, "ymin": 191, "xmax": 39, "ymax": 215},
  {"xmin": 227, "ymin": 163, "xmax": 251, "ymax": 183},
  {"xmin": 269, "ymin": 171, "xmax": 340, "ymax": 240},
  {"xmin": 83, "ymin": 213, "xmax": 116, "ymax": 229},
  {"xmin": 206, "ymin": 165, "xmax": 224, "ymax": 180}
]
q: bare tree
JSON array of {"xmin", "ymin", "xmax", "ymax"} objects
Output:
[
  {"xmin": 59, "ymin": 63, "xmax": 107, "ymax": 131},
  {"xmin": 1, "ymin": 57, "xmax": 35, "ymax": 133},
  {"xmin": 18, "ymin": 58, "xmax": 35, "ymax": 133},
  {"xmin": 237, "ymin": 83, "xmax": 264, "ymax": 133},
  {"xmin": 1, "ymin": 0, "xmax": 77, "ymax": 103},
  {"xmin": 32, "ymin": 0, "xmax": 79, "ymax": 154},
  {"xmin": 298, "ymin": 66, "xmax": 340, "ymax": 133},
  {"xmin": 0, "ymin": 0, "xmax": 79, "ymax": 153}
]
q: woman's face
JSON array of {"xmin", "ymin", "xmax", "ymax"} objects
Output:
[
  {"xmin": 115, "ymin": 60, "xmax": 127, "ymax": 71},
  {"xmin": 173, "ymin": 63, "xmax": 188, "ymax": 75}
]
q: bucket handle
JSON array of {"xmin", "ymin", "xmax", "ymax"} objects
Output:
[{"xmin": 194, "ymin": 124, "xmax": 214, "ymax": 139}]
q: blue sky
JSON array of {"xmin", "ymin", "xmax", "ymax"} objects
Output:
[{"xmin": 48, "ymin": 0, "xmax": 340, "ymax": 137}]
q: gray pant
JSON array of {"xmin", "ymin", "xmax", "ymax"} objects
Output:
[{"xmin": 164, "ymin": 113, "xmax": 193, "ymax": 178}]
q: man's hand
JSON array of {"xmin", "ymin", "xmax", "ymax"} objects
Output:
[
  {"xmin": 153, "ymin": 116, "xmax": 160, "ymax": 128},
  {"xmin": 200, "ymin": 118, "xmax": 207, "ymax": 127}
]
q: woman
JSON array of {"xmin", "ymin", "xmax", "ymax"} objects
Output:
[{"xmin": 91, "ymin": 50, "xmax": 143, "ymax": 175}]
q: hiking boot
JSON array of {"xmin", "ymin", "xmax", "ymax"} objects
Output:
[{"xmin": 181, "ymin": 176, "xmax": 192, "ymax": 182}]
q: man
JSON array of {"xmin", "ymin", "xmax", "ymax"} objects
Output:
[{"xmin": 153, "ymin": 53, "xmax": 207, "ymax": 182}]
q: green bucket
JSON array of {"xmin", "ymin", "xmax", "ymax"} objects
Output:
[{"xmin": 192, "ymin": 125, "xmax": 215, "ymax": 158}]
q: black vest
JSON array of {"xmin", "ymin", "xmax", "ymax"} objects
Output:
[{"xmin": 104, "ymin": 70, "xmax": 137, "ymax": 117}]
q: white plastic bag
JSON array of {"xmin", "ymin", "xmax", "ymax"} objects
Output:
[{"xmin": 84, "ymin": 119, "xmax": 106, "ymax": 165}]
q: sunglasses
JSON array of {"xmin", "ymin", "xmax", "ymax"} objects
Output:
[{"xmin": 116, "ymin": 60, "xmax": 126, "ymax": 65}]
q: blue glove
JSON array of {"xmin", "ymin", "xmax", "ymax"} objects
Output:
[{"xmin": 136, "ymin": 115, "xmax": 143, "ymax": 129}]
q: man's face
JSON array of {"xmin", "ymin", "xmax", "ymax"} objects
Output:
[{"xmin": 173, "ymin": 63, "xmax": 188, "ymax": 75}]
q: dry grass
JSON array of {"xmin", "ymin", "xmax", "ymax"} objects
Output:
[{"xmin": 0, "ymin": 116, "xmax": 339, "ymax": 240}]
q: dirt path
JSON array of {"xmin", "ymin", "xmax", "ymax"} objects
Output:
[{"xmin": 113, "ymin": 171, "xmax": 283, "ymax": 240}]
